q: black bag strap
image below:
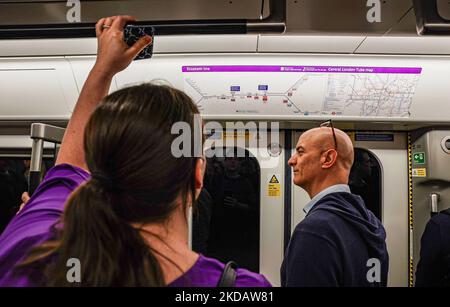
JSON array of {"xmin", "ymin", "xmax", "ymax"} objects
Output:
[{"xmin": 217, "ymin": 261, "xmax": 238, "ymax": 287}]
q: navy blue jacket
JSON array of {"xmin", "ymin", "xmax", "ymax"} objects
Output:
[
  {"xmin": 281, "ymin": 192, "xmax": 389, "ymax": 287},
  {"xmin": 415, "ymin": 209, "xmax": 450, "ymax": 287}
]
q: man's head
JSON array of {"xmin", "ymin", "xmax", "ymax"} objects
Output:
[{"xmin": 288, "ymin": 125, "xmax": 354, "ymax": 198}]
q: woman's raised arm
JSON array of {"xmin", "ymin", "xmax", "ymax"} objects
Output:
[{"xmin": 56, "ymin": 15, "xmax": 152, "ymax": 170}]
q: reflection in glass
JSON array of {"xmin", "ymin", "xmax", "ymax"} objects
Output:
[
  {"xmin": 192, "ymin": 148, "xmax": 260, "ymax": 272},
  {"xmin": 349, "ymin": 149, "xmax": 381, "ymax": 220}
]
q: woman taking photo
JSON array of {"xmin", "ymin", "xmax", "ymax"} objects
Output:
[{"xmin": 0, "ymin": 16, "xmax": 271, "ymax": 287}]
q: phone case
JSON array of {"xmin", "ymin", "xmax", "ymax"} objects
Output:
[{"xmin": 123, "ymin": 25, "xmax": 154, "ymax": 60}]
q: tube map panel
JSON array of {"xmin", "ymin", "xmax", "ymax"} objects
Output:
[{"xmin": 182, "ymin": 65, "xmax": 422, "ymax": 117}]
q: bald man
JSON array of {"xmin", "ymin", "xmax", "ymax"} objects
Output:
[{"xmin": 281, "ymin": 126, "xmax": 389, "ymax": 287}]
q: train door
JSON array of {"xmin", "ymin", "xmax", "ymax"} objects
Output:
[
  {"xmin": 290, "ymin": 130, "xmax": 408, "ymax": 287},
  {"xmin": 192, "ymin": 128, "xmax": 285, "ymax": 286}
]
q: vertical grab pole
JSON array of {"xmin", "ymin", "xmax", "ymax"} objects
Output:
[
  {"xmin": 29, "ymin": 138, "xmax": 44, "ymax": 196},
  {"xmin": 430, "ymin": 193, "xmax": 440, "ymax": 216},
  {"xmin": 28, "ymin": 123, "xmax": 66, "ymax": 196}
]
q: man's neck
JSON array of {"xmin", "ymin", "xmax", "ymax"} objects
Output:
[{"xmin": 307, "ymin": 178, "xmax": 348, "ymax": 199}]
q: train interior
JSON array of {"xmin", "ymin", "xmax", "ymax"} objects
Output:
[{"xmin": 1, "ymin": 0, "xmax": 450, "ymax": 286}]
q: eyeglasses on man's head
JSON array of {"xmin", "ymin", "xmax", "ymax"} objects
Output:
[{"xmin": 319, "ymin": 120, "xmax": 338, "ymax": 150}]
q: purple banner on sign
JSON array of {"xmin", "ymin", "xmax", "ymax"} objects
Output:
[{"xmin": 182, "ymin": 65, "xmax": 422, "ymax": 74}]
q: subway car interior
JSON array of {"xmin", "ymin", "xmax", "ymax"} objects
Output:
[{"xmin": 1, "ymin": 0, "xmax": 450, "ymax": 287}]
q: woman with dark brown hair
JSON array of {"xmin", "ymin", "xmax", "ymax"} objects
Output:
[{"xmin": 0, "ymin": 16, "xmax": 271, "ymax": 287}]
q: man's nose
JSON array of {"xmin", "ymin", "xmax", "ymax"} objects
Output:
[{"xmin": 288, "ymin": 155, "xmax": 296, "ymax": 167}]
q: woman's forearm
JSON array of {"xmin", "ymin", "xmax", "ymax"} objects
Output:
[{"xmin": 55, "ymin": 68, "xmax": 113, "ymax": 170}]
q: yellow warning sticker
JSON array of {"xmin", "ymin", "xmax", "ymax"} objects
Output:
[
  {"xmin": 412, "ymin": 168, "xmax": 427, "ymax": 177},
  {"xmin": 269, "ymin": 175, "xmax": 279, "ymax": 184},
  {"xmin": 268, "ymin": 175, "xmax": 281, "ymax": 197}
]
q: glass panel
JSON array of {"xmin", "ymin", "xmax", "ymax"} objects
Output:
[
  {"xmin": 0, "ymin": 158, "xmax": 54, "ymax": 233},
  {"xmin": 193, "ymin": 147, "xmax": 261, "ymax": 272},
  {"xmin": 349, "ymin": 148, "xmax": 382, "ymax": 220}
]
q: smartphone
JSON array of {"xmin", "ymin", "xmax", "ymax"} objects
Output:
[{"xmin": 123, "ymin": 25, "xmax": 155, "ymax": 60}]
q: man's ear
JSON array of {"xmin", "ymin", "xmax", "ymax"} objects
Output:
[{"xmin": 321, "ymin": 149, "xmax": 338, "ymax": 169}]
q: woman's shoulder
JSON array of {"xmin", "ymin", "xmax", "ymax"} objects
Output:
[
  {"xmin": 0, "ymin": 163, "xmax": 90, "ymax": 285},
  {"xmin": 169, "ymin": 254, "xmax": 272, "ymax": 287},
  {"xmin": 235, "ymin": 265, "xmax": 272, "ymax": 287},
  {"xmin": 43, "ymin": 163, "xmax": 90, "ymax": 184}
]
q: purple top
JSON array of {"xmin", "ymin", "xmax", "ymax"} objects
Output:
[
  {"xmin": 169, "ymin": 255, "xmax": 271, "ymax": 287},
  {"xmin": 182, "ymin": 65, "xmax": 422, "ymax": 74},
  {"xmin": 0, "ymin": 164, "xmax": 271, "ymax": 287}
]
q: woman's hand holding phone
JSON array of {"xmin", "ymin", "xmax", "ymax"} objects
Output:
[{"xmin": 93, "ymin": 15, "xmax": 153, "ymax": 78}]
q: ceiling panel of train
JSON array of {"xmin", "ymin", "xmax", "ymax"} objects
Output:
[
  {"xmin": 285, "ymin": 0, "xmax": 415, "ymax": 35},
  {"xmin": 1, "ymin": 0, "xmax": 450, "ymax": 37},
  {"xmin": 0, "ymin": 0, "xmax": 268, "ymax": 25},
  {"xmin": 0, "ymin": 0, "xmax": 418, "ymax": 35}
]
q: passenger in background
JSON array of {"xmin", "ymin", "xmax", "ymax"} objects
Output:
[
  {"xmin": 0, "ymin": 159, "xmax": 27, "ymax": 233},
  {"xmin": 0, "ymin": 15, "xmax": 271, "ymax": 287},
  {"xmin": 206, "ymin": 152, "xmax": 259, "ymax": 272},
  {"xmin": 415, "ymin": 209, "xmax": 450, "ymax": 287},
  {"xmin": 282, "ymin": 123, "xmax": 389, "ymax": 286}
]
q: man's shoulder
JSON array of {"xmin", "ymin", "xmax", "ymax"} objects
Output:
[
  {"xmin": 429, "ymin": 210, "xmax": 450, "ymax": 228},
  {"xmin": 429, "ymin": 211, "xmax": 450, "ymax": 239},
  {"xmin": 302, "ymin": 200, "xmax": 344, "ymax": 226},
  {"xmin": 295, "ymin": 195, "xmax": 357, "ymax": 237},
  {"xmin": 436, "ymin": 209, "xmax": 450, "ymax": 220},
  {"xmin": 293, "ymin": 210, "xmax": 340, "ymax": 239}
]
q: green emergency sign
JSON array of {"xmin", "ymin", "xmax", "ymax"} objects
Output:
[{"xmin": 413, "ymin": 152, "xmax": 425, "ymax": 164}]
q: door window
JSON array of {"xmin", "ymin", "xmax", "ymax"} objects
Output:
[
  {"xmin": 349, "ymin": 148, "xmax": 382, "ymax": 220},
  {"xmin": 193, "ymin": 147, "xmax": 261, "ymax": 272}
]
